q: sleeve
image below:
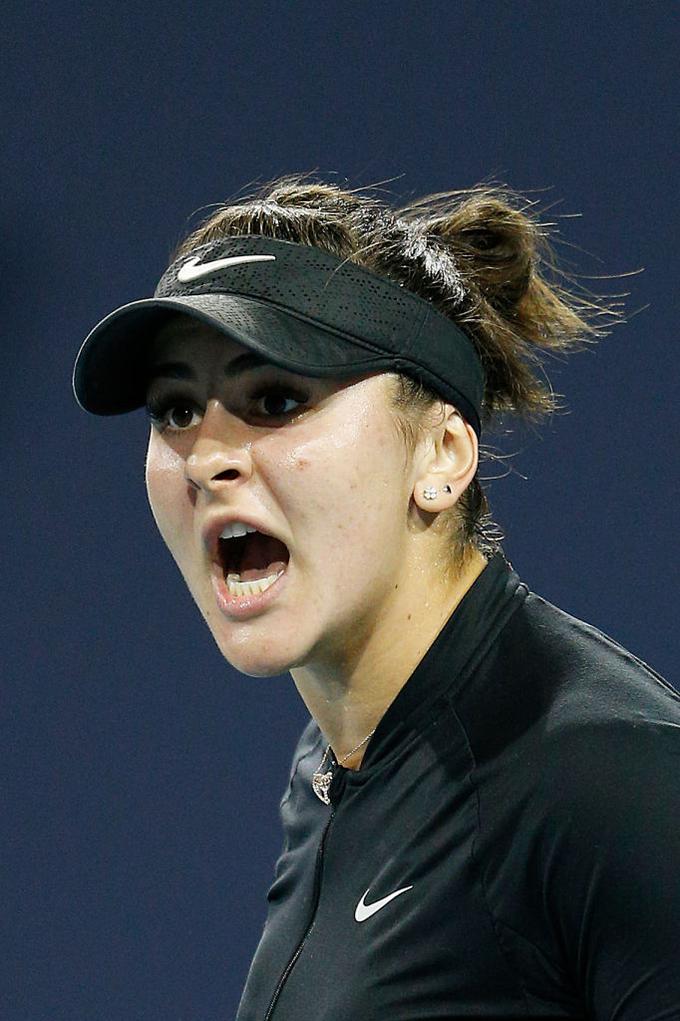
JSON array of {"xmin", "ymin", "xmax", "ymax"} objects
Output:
[{"xmin": 541, "ymin": 718, "xmax": 680, "ymax": 1021}]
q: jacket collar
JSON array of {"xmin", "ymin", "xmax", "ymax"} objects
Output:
[{"xmin": 348, "ymin": 549, "xmax": 525, "ymax": 774}]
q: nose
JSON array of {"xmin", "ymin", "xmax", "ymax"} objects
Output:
[{"xmin": 182, "ymin": 400, "xmax": 254, "ymax": 494}]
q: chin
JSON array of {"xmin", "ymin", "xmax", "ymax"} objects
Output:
[{"xmin": 212, "ymin": 632, "xmax": 299, "ymax": 679}]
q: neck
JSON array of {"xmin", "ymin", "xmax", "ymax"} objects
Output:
[{"xmin": 290, "ymin": 548, "xmax": 488, "ymax": 770}]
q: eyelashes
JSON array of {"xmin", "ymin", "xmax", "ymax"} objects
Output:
[
  {"xmin": 145, "ymin": 383, "xmax": 309, "ymax": 432},
  {"xmin": 145, "ymin": 395, "xmax": 198, "ymax": 431}
]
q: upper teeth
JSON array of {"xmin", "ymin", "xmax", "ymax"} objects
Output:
[{"xmin": 219, "ymin": 522, "xmax": 258, "ymax": 540}]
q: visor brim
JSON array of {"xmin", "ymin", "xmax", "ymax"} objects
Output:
[{"xmin": 72, "ymin": 292, "xmax": 392, "ymax": 415}]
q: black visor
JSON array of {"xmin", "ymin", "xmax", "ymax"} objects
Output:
[{"xmin": 72, "ymin": 235, "xmax": 485, "ymax": 436}]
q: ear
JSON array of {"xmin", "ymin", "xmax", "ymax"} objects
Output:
[{"xmin": 412, "ymin": 404, "xmax": 479, "ymax": 514}]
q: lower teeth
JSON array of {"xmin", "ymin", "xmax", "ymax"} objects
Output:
[{"xmin": 226, "ymin": 570, "xmax": 284, "ymax": 597}]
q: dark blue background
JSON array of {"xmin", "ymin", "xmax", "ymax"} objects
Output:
[{"xmin": 4, "ymin": 3, "xmax": 678, "ymax": 1018}]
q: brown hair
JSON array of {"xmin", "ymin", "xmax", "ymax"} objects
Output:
[{"xmin": 170, "ymin": 172, "xmax": 622, "ymax": 570}]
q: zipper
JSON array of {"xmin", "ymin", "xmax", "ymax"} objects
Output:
[{"xmin": 263, "ymin": 807, "xmax": 336, "ymax": 1021}]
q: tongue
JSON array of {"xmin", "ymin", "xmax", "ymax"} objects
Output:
[
  {"xmin": 238, "ymin": 562, "xmax": 288, "ymax": 583},
  {"xmin": 237, "ymin": 533, "xmax": 289, "ymax": 581}
]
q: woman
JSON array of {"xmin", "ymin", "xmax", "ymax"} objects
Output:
[{"xmin": 72, "ymin": 175, "xmax": 680, "ymax": 1020}]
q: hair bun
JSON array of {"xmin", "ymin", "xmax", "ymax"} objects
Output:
[{"xmin": 425, "ymin": 195, "xmax": 537, "ymax": 313}]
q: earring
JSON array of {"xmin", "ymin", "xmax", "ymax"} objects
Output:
[{"xmin": 423, "ymin": 484, "xmax": 452, "ymax": 500}]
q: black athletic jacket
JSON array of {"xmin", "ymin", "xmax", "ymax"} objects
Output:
[{"xmin": 235, "ymin": 552, "xmax": 680, "ymax": 1020}]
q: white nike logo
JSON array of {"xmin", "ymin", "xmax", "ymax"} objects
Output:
[
  {"xmin": 176, "ymin": 253, "xmax": 276, "ymax": 283},
  {"xmin": 354, "ymin": 884, "xmax": 413, "ymax": 922}
]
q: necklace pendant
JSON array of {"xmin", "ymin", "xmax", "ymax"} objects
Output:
[{"xmin": 311, "ymin": 768, "xmax": 333, "ymax": 805}]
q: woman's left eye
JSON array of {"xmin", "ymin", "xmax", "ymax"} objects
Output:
[{"xmin": 251, "ymin": 386, "xmax": 307, "ymax": 419}]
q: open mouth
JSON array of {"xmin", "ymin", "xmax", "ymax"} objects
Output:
[{"xmin": 218, "ymin": 531, "xmax": 290, "ymax": 586}]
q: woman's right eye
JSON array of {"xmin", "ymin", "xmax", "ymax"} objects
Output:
[{"xmin": 146, "ymin": 396, "xmax": 199, "ymax": 432}]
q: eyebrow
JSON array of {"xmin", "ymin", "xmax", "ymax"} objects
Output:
[{"xmin": 147, "ymin": 351, "xmax": 276, "ymax": 382}]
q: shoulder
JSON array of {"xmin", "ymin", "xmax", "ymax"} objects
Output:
[
  {"xmin": 463, "ymin": 580, "xmax": 680, "ymax": 883},
  {"xmin": 464, "ymin": 590, "xmax": 680, "ymax": 1020},
  {"xmin": 519, "ymin": 591, "xmax": 680, "ymax": 786},
  {"xmin": 454, "ymin": 583, "xmax": 680, "ymax": 861},
  {"xmin": 456, "ymin": 583, "xmax": 680, "ymax": 763},
  {"xmin": 504, "ymin": 587, "xmax": 677, "ymax": 708},
  {"xmin": 449, "ymin": 584, "xmax": 680, "ymax": 1010}
]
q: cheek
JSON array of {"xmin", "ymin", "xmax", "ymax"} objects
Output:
[
  {"xmin": 145, "ymin": 433, "xmax": 189, "ymax": 551},
  {"xmin": 278, "ymin": 404, "xmax": 402, "ymax": 546}
]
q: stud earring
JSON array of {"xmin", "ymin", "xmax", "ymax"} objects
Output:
[{"xmin": 423, "ymin": 484, "xmax": 452, "ymax": 501}]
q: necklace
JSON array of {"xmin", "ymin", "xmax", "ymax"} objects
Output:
[{"xmin": 311, "ymin": 727, "xmax": 377, "ymax": 805}]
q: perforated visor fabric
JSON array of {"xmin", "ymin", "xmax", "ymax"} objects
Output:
[{"xmin": 72, "ymin": 235, "xmax": 485, "ymax": 433}]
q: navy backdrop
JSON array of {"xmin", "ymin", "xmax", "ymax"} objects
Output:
[{"xmin": 4, "ymin": 3, "xmax": 678, "ymax": 1019}]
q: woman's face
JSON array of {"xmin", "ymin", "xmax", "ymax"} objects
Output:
[{"xmin": 144, "ymin": 317, "xmax": 430, "ymax": 679}]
